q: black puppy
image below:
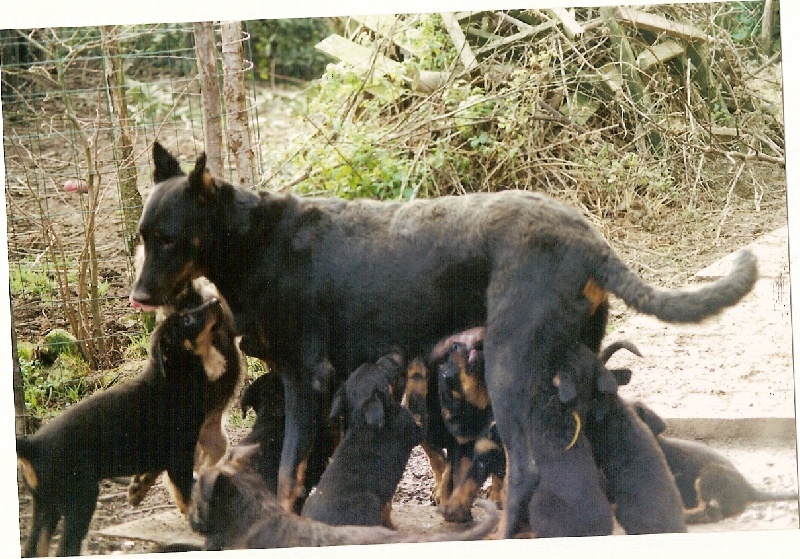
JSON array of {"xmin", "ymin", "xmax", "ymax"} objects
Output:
[
  {"xmin": 633, "ymin": 401, "xmax": 799, "ymax": 523},
  {"xmin": 301, "ymin": 353, "xmax": 424, "ymax": 528},
  {"xmin": 16, "ymin": 281, "xmax": 242, "ymax": 557},
  {"xmin": 131, "ymin": 142, "xmax": 757, "ymax": 535},
  {"xmin": 189, "ymin": 445, "xmax": 499, "ymax": 549}
]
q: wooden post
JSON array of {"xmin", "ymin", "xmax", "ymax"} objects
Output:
[
  {"xmin": 220, "ymin": 21, "xmax": 256, "ymax": 186},
  {"xmin": 193, "ymin": 22, "xmax": 224, "ymax": 178},
  {"xmin": 11, "ymin": 301, "xmax": 26, "ymax": 436}
]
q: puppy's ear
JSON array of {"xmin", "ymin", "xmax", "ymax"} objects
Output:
[
  {"xmin": 329, "ymin": 385, "xmax": 347, "ymax": 421},
  {"xmin": 187, "ymin": 153, "xmax": 216, "ymax": 202},
  {"xmin": 227, "ymin": 443, "xmax": 261, "ymax": 469},
  {"xmin": 632, "ymin": 401, "xmax": 667, "ymax": 436},
  {"xmin": 362, "ymin": 394, "xmax": 385, "ymax": 429},
  {"xmin": 153, "ymin": 142, "xmax": 185, "ymax": 183}
]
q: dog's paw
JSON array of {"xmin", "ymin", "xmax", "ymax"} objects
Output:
[{"xmin": 439, "ymin": 501, "xmax": 474, "ymax": 523}]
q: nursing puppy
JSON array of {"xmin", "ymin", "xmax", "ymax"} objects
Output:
[
  {"xmin": 131, "ymin": 142, "xmax": 758, "ymax": 536},
  {"xmin": 16, "ymin": 280, "xmax": 242, "ymax": 557},
  {"xmin": 633, "ymin": 401, "xmax": 799, "ymax": 523},
  {"xmin": 301, "ymin": 353, "xmax": 422, "ymax": 528},
  {"xmin": 190, "ymin": 444, "xmax": 499, "ymax": 549}
]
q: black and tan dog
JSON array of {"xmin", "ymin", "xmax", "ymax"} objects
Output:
[
  {"xmin": 633, "ymin": 401, "xmax": 799, "ymax": 523},
  {"xmin": 127, "ymin": 278, "xmax": 243, "ymax": 506},
  {"xmin": 301, "ymin": 352, "xmax": 423, "ymax": 528},
  {"xmin": 130, "ymin": 142, "xmax": 758, "ymax": 537},
  {"xmin": 189, "ymin": 444, "xmax": 499, "ymax": 550},
  {"xmin": 16, "ymin": 280, "xmax": 242, "ymax": 557}
]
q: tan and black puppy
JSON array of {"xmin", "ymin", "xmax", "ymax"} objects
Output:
[
  {"xmin": 436, "ymin": 340, "xmax": 505, "ymax": 523},
  {"xmin": 300, "ymin": 353, "xmax": 423, "ymax": 528},
  {"xmin": 190, "ymin": 445, "xmax": 499, "ymax": 550},
  {"xmin": 633, "ymin": 401, "xmax": 799, "ymax": 523},
  {"xmin": 16, "ymin": 280, "xmax": 242, "ymax": 557}
]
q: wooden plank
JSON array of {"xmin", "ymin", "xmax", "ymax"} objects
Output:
[
  {"xmin": 315, "ymin": 34, "xmax": 409, "ymax": 101},
  {"xmin": 546, "ymin": 7, "xmax": 585, "ymax": 38},
  {"xmin": 615, "ymin": 7, "xmax": 709, "ymax": 42},
  {"xmin": 440, "ymin": 12, "xmax": 478, "ymax": 72},
  {"xmin": 636, "ymin": 40, "xmax": 685, "ymax": 71},
  {"xmin": 475, "ymin": 27, "xmax": 536, "ymax": 55},
  {"xmin": 315, "ymin": 34, "xmax": 405, "ymax": 76},
  {"xmin": 349, "ymin": 14, "xmax": 421, "ymax": 58}
]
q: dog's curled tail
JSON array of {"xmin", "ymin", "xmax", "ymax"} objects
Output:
[
  {"xmin": 599, "ymin": 249, "xmax": 758, "ymax": 323},
  {"xmin": 424, "ymin": 499, "xmax": 499, "ymax": 542}
]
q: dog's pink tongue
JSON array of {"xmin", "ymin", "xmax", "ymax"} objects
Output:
[{"xmin": 129, "ymin": 294, "xmax": 158, "ymax": 312}]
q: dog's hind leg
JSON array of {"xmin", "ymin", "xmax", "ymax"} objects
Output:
[
  {"xmin": 484, "ymin": 264, "xmax": 613, "ymax": 537},
  {"xmin": 24, "ymin": 500, "xmax": 59, "ymax": 557},
  {"xmin": 59, "ymin": 485, "xmax": 98, "ymax": 557},
  {"xmin": 197, "ymin": 410, "xmax": 229, "ymax": 469}
]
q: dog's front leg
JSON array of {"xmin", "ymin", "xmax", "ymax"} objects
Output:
[{"xmin": 278, "ymin": 368, "xmax": 319, "ymax": 513}]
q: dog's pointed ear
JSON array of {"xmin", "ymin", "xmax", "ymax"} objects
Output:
[
  {"xmin": 187, "ymin": 152, "xmax": 216, "ymax": 201},
  {"xmin": 153, "ymin": 142, "xmax": 185, "ymax": 183}
]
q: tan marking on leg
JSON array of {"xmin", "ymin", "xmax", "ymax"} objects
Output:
[
  {"xmin": 422, "ymin": 443, "xmax": 451, "ymax": 505},
  {"xmin": 36, "ymin": 522, "xmax": 53, "ymax": 557},
  {"xmin": 197, "ymin": 411, "xmax": 229, "ymax": 469},
  {"xmin": 380, "ymin": 502, "xmax": 395, "ymax": 529},
  {"xmin": 164, "ymin": 472, "xmax": 189, "ymax": 515},
  {"xmin": 442, "ymin": 477, "xmax": 480, "ymax": 522},
  {"xmin": 489, "ymin": 473, "xmax": 505, "ymax": 508},
  {"xmin": 127, "ymin": 472, "xmax": 161, "ymax": 506}
]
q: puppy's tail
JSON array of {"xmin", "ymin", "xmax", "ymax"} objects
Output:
[
  {"xmin": 597, "ymin": 249, "xmax": 757, "ymax": 323},
  {"xmin": 424, "ymin": 499, "xmax": 499, "ymax": 542},
  {"xmin": 750, "ymin": 488, "xmax": 799, "ymax": 503}
]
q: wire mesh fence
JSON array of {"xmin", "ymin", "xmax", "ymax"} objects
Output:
[{"xmin": 1, "ymin": 23, "xmax": 267, "ymax": 431}]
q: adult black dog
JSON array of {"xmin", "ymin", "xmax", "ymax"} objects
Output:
[{"xmin": 130, "ymin": 142, "xmax": 758, "ymax": 537}]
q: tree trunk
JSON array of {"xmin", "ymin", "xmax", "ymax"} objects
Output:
[
  {"xmin": 193, "ymin": 22, "xmax": 224, "ymax": 177},
  {"xmin": 220, "ymin": 21, "xmax": 256, "ymax": 186},
  {"xmin": 101, "ymin": 26, "xmax": 141, "ymax": 255}
]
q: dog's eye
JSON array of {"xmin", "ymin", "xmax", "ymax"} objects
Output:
[{"xmin": 183, "ymin": 314, "xmax": 195, "ymax": 326}]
